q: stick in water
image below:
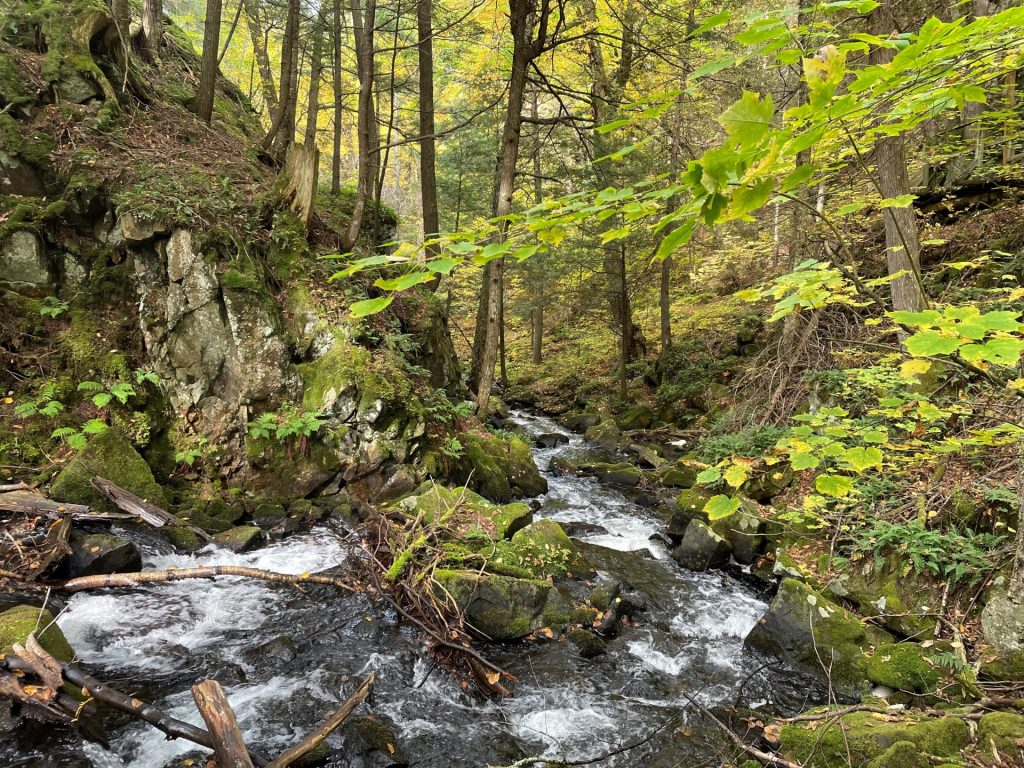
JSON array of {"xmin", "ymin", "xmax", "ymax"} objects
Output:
[{"xmin": 192, "ymin": 680, "xmax": 255, "ymax": 768}]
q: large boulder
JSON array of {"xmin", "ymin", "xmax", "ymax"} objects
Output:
[
  {"xmin": 394, "ymin": 482, "xmax": 533, "ymax": 539},
  {"xmin": 451, "ymin": 433, "xmax": 547, "ymax": 503},
  {"xmin": 746, "ymin": 578, "xmax": 870, "ymax": 697},
  {"xmin": 981, "ymin": 588, "xmax": 1024, "ymax": 655},
  {"xmin": 564, "ymin": 413, "xmax": 602, "ymax": 433},
  {"xmin": 64, "ymin": 532, "xmax": 142, "ymax": 577},
  {"xmin": 709, "ymin": 497, "xmax": 767, "ymax": 565},
  {"xmin": 672, "ymin": 519, "xmax": 731, "ymax": 571},
  {"xmin": 590, "ymin": 462, "xmax": 641, "ymax": 487},
  {"xmin": 0, "ymin": 231, "xmax": 51, "ymax": 296},
  {"xmin": 779, "ymin": 710, "xmax": 968, "ymax": 768},
  {"xmin": 864, "ymin": 643, "xmax": 939, "ymax": 695},
  {"xmin": 500, "ymin": 519, "xmax": 591, "ymax": 578},
  {"xmin": 584, "ymin": 419, "xmax": 622, "ymax": 451},
  {"xmin": 978, "ymin": 712, "xmax": 1024, "ymax": 763},
  {"xmin": 828, "ymin": 555, "xmax": 941, "ymax": 640},
  {"xmin": 50, "ymin": 428, "xmax": 168, "ymax": 511},
  {"xmin": 0, "ymin": 605, "xmax": 74, "ymax": 662},
  {"xmin": 433, "ymin": 569, "xmax": 573, "ymax": 641}
]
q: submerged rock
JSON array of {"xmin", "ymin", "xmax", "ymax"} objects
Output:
[
  {"xmin": 746, "ymin": 578, "xmax": 869, "ymax": 697},
  {"xmin": 50, "ymin": 428, "xmax": 169, "ymax": 511},
  {"xmin": 671, "ymin": 519, "xmax": 731, "ymax": 571},
  {"xmin": 64, "ymin": 532, "xmax": 142, "ymax": 577},
  {"xmin": 346, "ymin": 714, "xmax": 409, "ymax": 766},
  {"xmin": 568, "ymin": 628, "xmax": 608, "ymax": 659}
]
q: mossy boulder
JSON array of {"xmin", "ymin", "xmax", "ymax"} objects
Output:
[
  {"xmin": 672, "ymin": 519, "xmax": 731, "ymax": 571},
  {"xmin": 828, "ymin": 555, "xmax": 941, "ymax": 640},
  {"xmin": 866, "ymin": 740, "xmax": 931, "ymax": 768},
  {"xmin": 495, "ymin": 519, "xmax": 591, "ymax": 579},
  {"xmin": 0, "ymin": 605, "xmax": 74, "ymax": 662},
  {"xmin": 395, "ymin": 482, "xmax": 533, "ymax": 539},
  {"xmin": 741, "ymin": 464, "xmax": 794, "ymax": 502},
  {"xmin": 213, "ymin": 526, "xmax": 263, "ymax": 553},
  {"xmin": 346, "ymin": 715, "xmax": 409, "ymax": 765},
  {"xmin": 657, "ymin": 463, "xmax": 697, "ymax": 488},
  {"xmin": 709, "ymin": 497, "xmax": 766, "ymax": 565},
  {"xmin": 746, "ymin": 578, "xmax": 869, "ymax": 697},
  {"xmin": 159, "ymin": 525, "xmax": 205, "ymax": 553},
  {"xmin": 865, "ymin": 643, "xmax": 939, "ymax": 694},
  {"xmin": 564, "ymin": 413, "xmax": 602, "ymax": 433},
  {"xmin": 434, "ymin": 569, "xmax": 573, "ymax": 640},
  {"xmin": 591, "ymin": 462, "xmax": 641, "ymax": 487},
  {"xmin": 64, "ymin": 532, "xmax": 141, "ymax": 577},
  {"xmin": 583, "ymin": 419, "xmax": 622, "ymax": 451},
  {"xmin": 779, "ymin": 710, "xmax": 968, "ymax": 768},
  {"xmin": 668, "ymin": 487, "xmax": 713, "ymax": 535},
  {"xmin": 50, "ymin": 428, "xmax": 168, "ymax": 511},
  {"xmin": 978, "ymin": 712, "xmax": 1024, "ymax": 763},
  {"xmin": 568, "ymin": 628, "xmax": 607, "ymax": 659},
  {"xmin": 617, "ymin": 404, "xmax": 655, "ymax": 431},
  {"xmin": 451, "ymin": 433, "xmax": 547, "ymax": 503}
]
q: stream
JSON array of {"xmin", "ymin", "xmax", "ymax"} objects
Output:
[{"xmin": 5, "ymin": 410, "xmax": 822, "ymax": 767}]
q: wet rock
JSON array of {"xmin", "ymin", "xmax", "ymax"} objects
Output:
[
  {"xmin": 433, "ymin": 570, "xmax": 573, "ymax": 640},
  {"xmin": 506, "ymin": 519, "xmax": 591, "ymax": 577},
  {"xmin": 64, "ymin": 532, "xmax": 142, "ymax": 577},
  {"xmin": 244, "ymin": 635, "xmax": 298, "ymax": 665},
  {"xmin": 536, "ymin": 432, "xmax": 570, "ymax": 449},
  {"xmin": 564, "ymin": 413, "xmax": 602, "ymax": 433},
  {"xmin": 746, "ymin": 578, "xmax": 869, "ymax": 697},
  {"xmin": 710, "ymin": 497, "xmax": 767, "ymax": 565},
  {"xmin": 668, "ymin": 487, "xmax": 713, "ymax": 534},
  {"xmin": 251, "ymin": 499, "xmax": 289, "ymax": 527},
  {"xmin": 0, "ymin": 231, "xmax": 51, "ymax": 296},
  {"xmin": 779, "ymin": 708, "xmax": 968, "ymax": 768},
  {"xmin": 213, "ymin": 526, "xmax": 263, "ymax": 553},
  {"xmin": 568, "ymin": 628, "xmax": 607, "ymax": 659},
  {"xmin": 50, "ymin": 428, "xmax": 169, "ymax": 511},
  {"xmin": 549, "ymin": 455, "xmax": 580, "ymax": 475},
  {"xmin": 560, "ymin": 521, "xmax": 610, "ymax": 538},
  {"xmin": 592, "ymin": 462, "xmax": 641, "ymax": 487},
  {"xmin": 158, "ymin": 525, "xmax": 205, "ymax": 553},
  {"xmin": 346, "ymin": 715, "xmax": 409, "ymax": 766},
  {"xmin": 671, "ymin": 519, "xmax": 731, "ymax": 571},
  {"xmin": 450, "ymin": 432, "xmax": 547, "ymax": 502},
  {"xmin": 0, "ymin": 605, "xmax": 74, "ymax": 662},
  {"xmin": 584, "ymin": 419, "xmax": 622, "ymax": 451}
]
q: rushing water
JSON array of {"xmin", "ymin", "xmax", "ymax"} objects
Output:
[{"xmin": 4, "ymin": 409, "xmax": 820, "ymax": 767}]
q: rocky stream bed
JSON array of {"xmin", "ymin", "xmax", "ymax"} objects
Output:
[{"xmin": 0, "ymin": 410, "xmax": 829, "ymax": 768}]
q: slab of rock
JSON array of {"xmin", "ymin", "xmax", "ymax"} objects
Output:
[
  {"xmin": 671, "ymin": 519, "xmax": 731, "ymax": 571},
  {"xmin": 213, "ymin": 526, "xmax": 263, "ymax": 553},
  {"xmin": 0, "ymin": 231, "xmax": 51, "ymax": 296},
  {"xmin": 592, "ymin": 462, "xmax": 641, "ymax": 487},
  {"xmin": 564, "ymin": 413, "xmax": 601, "ymax": 433},
  {"xmin": 65, "ymin": 532, "xmax": 142, "ymax": 577}
]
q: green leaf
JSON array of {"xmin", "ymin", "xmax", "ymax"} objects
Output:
[
  {"xmin": 835, "ymin": 202, "xmax": 869, "ymax": 216},
  {"xmin": 696, "ymin": 468, "xmax": 722, "ymax": 485},
  {"xmin": 816, "ymin": 474, "xmax": 855, "ymax": 498},
  {"xmin": 374, "ymin": 272, "xmax": 434, "ymax": 291},
  {"xmin": 349, "ymin": 295, "xmax": 394, "ymax": 318},
  {"xmin": 723, "ymin": 463, "xmax": 749, "ymax": 488},
  {"xmin": 426, "ymin": 258, "xmax": 459, "ymax": 275},
  {"xmin": 790, "ymin": 452, "xmax": 820, "ymax": 471},
  {"xmin": 879, "ymin": 194, "xmax": 916, "ymax": 208},
  {"xmin": 844, "ymin": 446, "xmax": 883, "ymax": 472},
  {"xmin": 655, "ymin": 220, "xmax": 697, "ymax": 260},
  {"xmin": 705, "ymin": 495, "xmax": 741, "ymax": 521},
  {"xmin": 905, "ymin": 330, "xmax": 963, "ymax": 357},
  {"xmin": 719, "ymin": 91, "xmax": 775, "ymax": 148}
]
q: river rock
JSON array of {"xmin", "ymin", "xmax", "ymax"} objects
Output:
[
  {"xmin": 433, "ymin": 569, "xmax": 573, "ymax": 641},
  {"xmin": 568, "ymin": 628, "xmax": 607, "ymax": 659},
  {"xmin": 450, "ymin": 432, "xmax": 547, "ymax": 502},
  {"xmin": 584, "ymin": 419, "xmax": 622, "ymax": 451},
  {"xmin": 213, "ymin": 525, "xmax": 263, "ymax": 553},
  {"xmin": 617, "ymin": 404, "xmax": 655, "ymax": 431},
  {"xmin": 671, "ymin": 519, "xmax": 731, "ymax": 571},
  {"xmin": 669, "ymin": 487, "xmax": 713, "ymax": 535},
  {"xmin": 0, "ymin": 605, "xmax": 74, "ymax": 662},
  {"xmin": 657, "ymin": 463, "xmax": 697, "ymax": 488},
  {"xmin": 564, "ymin": 413, "xmax": 602, "ymax": 432},
  {"xmin": 64, "ymin": 532, "xmax": 142, "ymax": 577},
  {"xmin": 50, "ymin": 428, "xmax": 169, "ymax": 511},
  {"xmin": 395, "ymin": 482, "xmax": 533, "ymax": 539},
  {"xmin": 345, "ymin": 715, "xmax": 409, "ymax": 766},
  {"xmin": 549, "ymin": 455, "xmax": 580, "ymax": 475},
  {"xmin": 0, "ymin": 231, "xmax": 51, "ymax": 296},
  {"xmin": 560, "ymin": 521, "xmax": 610, "ymax": 538},
  {"xmin": 536, "ymin": 432, "xmax": 570, "ymax": 449},
  {"xmin": 592, "ymin": 462, "xmax": 641, "ymax": 487},
  {"xmin": 745, "ymin": 578, "xmax": 869, "ymax": 697},
  {"xmin": 710, "ymin": 497, "xmax": 766, "ymax": 565},
  {"xmin": 507, "ymin": 519, "xmax": 591, "ymax": 577}
]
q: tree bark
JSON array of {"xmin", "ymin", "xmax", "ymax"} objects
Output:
[
  {"xmin": 195, "ymin": 0, "xmax": 224, "ymax": 123},
  {"xmin": 192, "ymin": 680, "xmax": 254, "ymax": 768},
  {"xmin": 110, "ymin": 0, "xmax": 130, "ymax": 45},
  {"xmin": 259, "ymin": 0, "xmax": 300, "ymax": 158},
  {"xmin": 418, "ymin": 0, "xmax": 441, "ymax": 286},
  {"xmin": 244, "ymin": 0, "xmax": 278, "ymax": 117},
  {"xmin": 342, "ymin": 0, "xmax": 379, "ymax": 251},
  {"xmin": 869, "ymin": 1, "xmax": 927, "ymax": 313},
  {"xmin": 331, "ymin": 0, "xmax": 345, "ymax": 194},
  {"xmin": 303, "ymin": 12, "xmax": 325, "ymax": 147},
  {"xmin": 142, "ymin": 0, "xmax": 162, "ymax": 59},
  {"xmin": 530, "ymin": 87, "xmax": 544, "ymax": 365}
]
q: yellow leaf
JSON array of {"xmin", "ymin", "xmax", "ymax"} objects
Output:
[
  {"xmin": 486, "ymin": 671, "xmax": 501, "ymax": 685},
  {"xmin": 2, "ymin": 397, "xmax": 12, "ymax": 404},
  {"xmin": 387, "ymin": 743, "xmax": 396, "ymax": 754},
  {"xmin": 899, "ymin": 359, "xmax": 931, "ymax": 379}
]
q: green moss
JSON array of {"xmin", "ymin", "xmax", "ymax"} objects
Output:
[
  {"xmin": 490, "ymin": 519, "xmax": 590, "ymax": 579},
  {"xmin": 780, "ymin": 711, "xmax": 969, "ymax": 768},
  {"xmin": 450, "ymin": 433, "xmax": 547, "ymax": 503},
  {"xmin": 160, "ymin": 525, "xmax": 204, "ymax": 552},
  {"xmin": 865, "ymin": 643, "xmax": 940, "ymax": 694},
  {"xmin": 50, "ymin": 428, "xmax": 168, "ymax": 511},
  {"xmin": 676, "ymin": 487, "xmax": 712, "ymax": 516},
  {"xmin": 978, "ymin": 712, "xmax": 1024, "ymax": 759},
  {"xmin": 866, "ymin": 741, "xmax": 930, "ymax": 768},
  {"xmin": 433, "ymin": 568, "xmax": 565, "ymax": 640},
  {"xmin": 0, "ymin": 605, "xmax": 75, "ymax": 662},
  {"xmin": 220, "ymin": 267, "xmax": 263, "ymax": 292}
]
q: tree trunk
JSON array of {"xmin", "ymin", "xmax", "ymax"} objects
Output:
[
  {"xmin": 244, "ymin": 0, "xmax": 278, "ymax": 117},
  {"xmin": 111, "ymin": 0, "xmax": 130, "ymax": 44},
  {"xmin": 1004, "ymin": 70, "xmax": 1018, "ymax": 165},
  {"xmin": 342, "ymin": 0, "xmax": 379, "ymax": 251},
  {"xmin": 946, "ymin": 0, "xmax": 993, "ymax": 185},
  {"xmin": 869, "ymin": 2, "xmax": 927, "ymax": 314},
  {"xmin": 418, "ymin": 0, "xmax": 441, "ymax": 286},
  {"xmin": 530, "ymin": 88, "xmax": 544, "ymax": 365},
  {"xmin": 195, "ymin": 0, "xmax": 224, "ymax": 123},
  {"xmin": 142, "ymin": 0, "xmax": 162, "ymax": 59},
  {"xmin": 331, "ymin": 0, "xmax": 344, "ymax": 194},
  {"xmin": 787, "ymin": 0, "xmax": 814, "ymax": 268},
  {"xmin": 303, "ymin": 13, "xmax": 325, "ymax": 147},
  {"xmin": 259, "ymin": 0, "xmax": 300, "ymax": 156}
]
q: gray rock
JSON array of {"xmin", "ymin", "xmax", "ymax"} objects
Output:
[
  {"xmin": 536, "ymin": 432, "xmax": 570, "ymax": 449},
  {"xmin": 565, "ymin": 413, "xmax": 602, "ymax": 432},
  {"xmin": 0, "ymin": 231, "xmax": 51, "ymax": 296},
  {"xmin": 711, "ymin": 497, "xmax": 767, "ymax": 565},
  {"xmin": 65, "ymin": 532, "xmax": 142, "ymax": 577},
  {"xmin": 584, "ymin": 420, "xmax": 622, "ymax": 451},
  {"xmin": 213, "ymin": 526, "xmax": 263, "ymax": 553},
  {"xmin": 671, "ymin": 519, "xmax": 731, "ymax": 571},
  {"xmin": 56, "ymin": 71, "xmax": 99, "ymax": 103},
  {"xmin": 118, "ymin": 211, "xmax": 167, "ymax": 244},
  {"xmin": 982, "ymin": 588, "xmax": 1024, "ymax": 653}
]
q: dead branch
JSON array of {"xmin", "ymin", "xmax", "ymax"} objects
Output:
[
  {"xmin": 192, "ymin": 679, "xmax": 254, "ymax": 768},
  {"xmin": 682, "ymin": 692, "xmax": 802, "ymax": 768},
  {"xmin": 90, "ymin": 476, "xmax": 212, "ymax": 541},
  {"xmin": 266, "ymin": 673, "xmax": 375, "ymax": 768},
  {"xmin": 49, "ymin": 565, "xmax": 356, "ymax": 593}
]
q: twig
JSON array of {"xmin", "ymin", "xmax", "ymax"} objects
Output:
[{"xmin": 46, "ymin": 565, "xmax": 356, "ymax": 593}]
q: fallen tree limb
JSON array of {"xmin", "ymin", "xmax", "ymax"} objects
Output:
[
  {"xmin": 193, "ymin": 679, "xmax": 254, "ymax": 768},
  {"xmin": 266, "ymin": 673, "xmax": 375, "ymax": 768},
  {"xmin": 90, "ymin": 476, "xmax": 211, "ymax": 541},
  {"xmin": 50, "ymin": 565, "xmax": 356, "ymax": 593},
  {"xmin": 682, "ymin": 692, "xmax": 801, "ymax": 768},
  {"xmin": 0, "ymin": 491, "xmax": 96, "ymax": 519}
]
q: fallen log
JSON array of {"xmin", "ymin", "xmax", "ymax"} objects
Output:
[
  {"xmin": 193, "ymin": 679, "xmax": 254, "ymax": 768},
  {"xmin": 0, "ymin": 491, "xmax": 95, "ymax": 519},
  {"xmin": 266, "ymin": 673, "xmax": 375, "ymax": 768},
  {"xmin": 52, "ymin": 565, "xmax": 356, "ymax": 593},
  {"xmin": 89, "ymin": 476, "xmax": 212, "ymax": 541}
]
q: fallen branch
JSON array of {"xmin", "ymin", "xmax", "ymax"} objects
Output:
[
  {"xmin": 50, "ymin": 565, "xmax": 356, "ymax": 593},
  {"xmin": 682, "ymin": 692, "xmax": 802, "ymax": 768},
  {"xmin": 266, "ymin": 673, "xmax": 375, "ymax": 768},
  {"xmin": 193, "ymin": 679, "xmax": 254, "ymax": 768},
  {"xmin": 90, "ymin": 476, "xmax": 211, "ymax": 541}
]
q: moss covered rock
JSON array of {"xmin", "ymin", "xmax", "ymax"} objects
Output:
[
  {"xmin": 746, "ymin": 578, "xmax": 869, "ymax": 696},
  {"xmin": 50, "ymin": 428, "xmax": 168, "ymax": 511},
  {"xmin": 709, "ymin": 497, "xmax": 766, "ymax": 565},
  {"xmin": 159, "ymin": 525, "xmax": 205, "ymax": 552},
  {"xmin": 978, "ymin": 712, "xmax": 1024, "ymax": 763},
  {"xmin": 497, "ymin": 519, "xmax": 591, "ymax": 579},
  {"xmin": 568, "ymin": 628, "xmax": 607, "ymax": 659},
  {"xmin": 672, "ymin": 519, "xmax": 731, "ymax": 571},
  {"xmin": 828, "ymin": 555, "xmax": 941, "ymax": 640},
  {"xmin": 64, "ymin": 532, "xmax": 141, "ymax": 577},
  {"xmin": 0, "ymin": 605, "xmax": 74, "ymax": 662},
  {"xmin": 213, "ymin": 526, "xmax": 263, "ymax": 553},
  {"xmin": 779, "ymin": 710, "xmax": 968, "ymax": 768},
  {"xmin": 591, "ymin": 462, "xmax": 641, "ymax": 487},
  {"xmin": 658, "ymin": 463, "xmax": 698, "ymax": 488},
  {"xmin": 451, "ymin": 433, "xmax": 547, "ymax": 503},
  {"xmin": 395, "ymin": 482, "xmax": 533, "ymax": 539},
  {"xmin": 866, "ymin": 740, "xmax": 931, "ymax": 768},
  {"xmin": 583, "ymin": 419, "xmax": 622, "ymax": 451},
  {"xmin": 434, "ymin": 569, "xmax": 573, "ymax": 640},
  {"xmin": 617, "ymin": 404, "xmax": 655, "ymax": 431},
  {"xmin": 865, "ymin": 643, "xmax": 939, "ymax": 694}
]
